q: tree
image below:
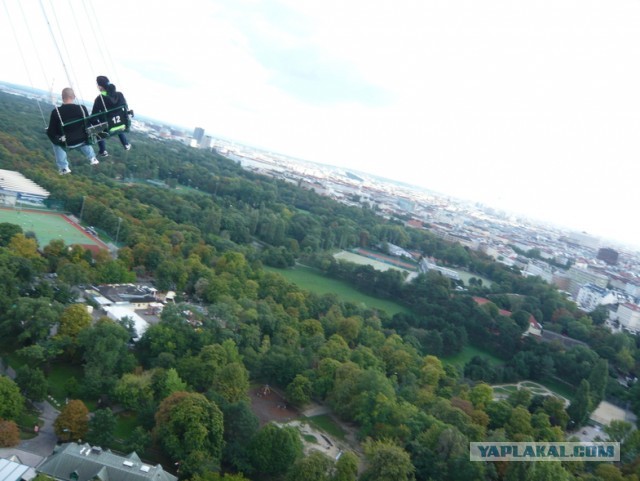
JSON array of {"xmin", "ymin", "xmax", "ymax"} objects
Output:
[
  {"xmin": 0, "ymin": 376, "xmax": 24, "ymax": 421},
  {"xmin": 587, "ymin": 358, "xmax": 608, "ymax": 408},
  {"xmin": 0, "ymin": 223, "xmax": 22, "ymax": 246},
  {"xmin": 361, "ymin": 439, "xmax": 415, "ymax": 481},
  {"xmin": 248, "ymin": 423, "xmax": 303, "ymax": 476},
  {"xmin": 286, "ymin": 451, "xmax": 333, "ymax": 481},
  {"xmin": 88, "ymin": 408, "xmax": 117, "ymax": 447},
  {"xmin": 78, "ymin": 319, "xmax": 136, "ymax": 397},
  {"xmin": 154, "ymin": 392, "xmax": 224, "ymax": 474},
  {"xmin": 124, "ymin": 426, "xmax": 151, "ymax": 454},
  {"xmin": 334, "ymin": 451, "xmax": 359, "ymax": 481},
  {"xmin": 603, "ymin": 420, "xmax": 634, "ymax": 443},
  {"xmin": 541, "ymin": 397, "xmax": 569, "ymax": 430},
  {"xmin": 286, "ymin": 374, "xmax": 312, "ymax": 407},
  {"xmin": 15, "ymin": 365, "xmax": 48, "ymax": 402},
  {"xmin": 222, "ymin": 401, "xmax": 259, "ymax": 472},
  {"xmin": 212, "ymin": 362, "xmax": 249, "ymax": 403},
  {"xmin": 57, "ymin": 304, "xmax": 92, "ymax": 341},
  {"xmin": 54, "ymin": 400, "xmax": 89, "ymax": 442},
  {"xmin": 567, "ymin": 379, "xmax": 591, "ymax": 427},
  {"xmin": 114, "ymin": 371, "xmax": 154, "ymax": 411},
  {"xmin": 506, "ymin": 407, "xmax": 533, "ymax": 440},
  {"xmin": 0, "ymin": 419, "xmax": 20, "ymax": 447}
]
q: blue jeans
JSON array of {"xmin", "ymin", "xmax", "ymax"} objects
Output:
[
  {"xmin": 52, "ymin": 143, "xmax": 96, "ymax": 171},
  {"xmin": 98, "ymin": 132, "xmax": 129, "ymax": 154}
]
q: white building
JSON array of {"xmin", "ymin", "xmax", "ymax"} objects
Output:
[
  {"xmin": 523, "ymin": 261, "xmax": 553, "ymax": 283},
  {"xmin": 575, "ymin": 284, "xmax": 618, "ymax": 312},
  {"xmin": 616, "ymin": 303, "xmax": 640, "ymax": 334}
]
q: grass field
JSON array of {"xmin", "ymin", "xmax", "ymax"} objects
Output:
[
  {"xmin": 264, "ymin": 265, "xmax": 411, "ymax": 316},
  {"xmin": 306, "ymin": 414, "xmax": 346, "ymax": 441},
  {"xmin": 449, "ymin": 268, "xmax": 493, "ymax": 287},
  {"xmin": 442, "ymin": 344, "xmax": 505, "ymax": 367},
  {"xmin": 0, "ymin": 207, "xmax": 103, "ymax": 248}
]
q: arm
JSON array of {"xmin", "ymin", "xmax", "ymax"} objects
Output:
[
  {"xmin": 91, "ymin": 96, "xmax": 105, "ymax": 115},
  {"xmin": 46, "ymin": 109, "xmax": 62, "ymax": 144}
]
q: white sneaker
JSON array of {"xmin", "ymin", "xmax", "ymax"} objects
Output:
[
  {"xmin": 59, "ymin": 168, "xmax": 72, "ymax": 175},
  {"xmin": 99, "ymin": 150, "xmax": 109, "ymax": 157},
  {"xmin": 90, "ymin": 158, "xmax": 100, "ymax": 165},
  {"xmin": 124, "ymin": 144, "xmax": 131, "ymax": 151}
]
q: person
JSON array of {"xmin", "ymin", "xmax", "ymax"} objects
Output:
[
  {"xmin": 91, "ymin": 75, "xmax": 131, "ymax": 157},
  {"xmin": 46, "ymin": 87, "xmax": 99, "ymax": 174}
]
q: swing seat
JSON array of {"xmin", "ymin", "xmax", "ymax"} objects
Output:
[{"xmin": 60, "ymin": 105, "xmax": 133, "ymax": 145}]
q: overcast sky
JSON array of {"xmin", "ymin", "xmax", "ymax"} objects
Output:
[{"xmin": 2, "ymin": 0, "xmax": 640, "ymax": 248}]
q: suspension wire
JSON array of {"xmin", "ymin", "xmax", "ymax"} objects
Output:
[
  {"xmin": 44, "ymin": 0, "xmax": 84, "ymax": 102},
  {"xmin": 38, "ymin": 0, "xmax": 75, "ymax": 93},
  {"xmin": 4, "ymin": 0, "xmax": 48, "ymax": 127},
  {"xmin": 68, "ymin": 0, "xmax": 96, "ymax": 76},
  {"xmin": 85, "ymin": 0, "xmax": 120, "ymax": 83}
]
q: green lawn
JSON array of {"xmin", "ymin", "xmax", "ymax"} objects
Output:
[
  {"xmin": 0, "ymin": 208, "xmax": 102, "ymax": 247},
  {"xmin": 538, "ymin": 378, "xmax": 575, "ymax": 402},
  {"xmin": 306, "ymin": 414, "xmax": 346, "ymax": 441},
  {"xmin": 114, "ymin": 411, "xmax": 139, "ymax": 438},
  {"xmin": 46, "ymin": 362, "xmax": 85, "ymax": 404},
  {"xmin": 442, "ymin": 344, "xmax": 505, "ymax": 367},
  {"xmin": 265, "ymin": 265, "xmax": 411, "ymax": 316}
]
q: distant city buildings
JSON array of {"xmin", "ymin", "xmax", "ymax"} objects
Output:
[
  {"xmin": 615, "ymin": 303, "xmax": 640, "ymax": 334},
  {"xmin": 597, "ymin": 247, "xmax": 619, "ymax": 265},
  {"xmin": 192, "ymin": 127, "xmax": 205, "ymax": 144},
  {"xmin": 575, "ymin": 284, "xmax": 617, "ymax": 312}
]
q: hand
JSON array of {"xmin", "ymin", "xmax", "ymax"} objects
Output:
[{"xmin": 59, "ymin": 135, "xmax": 66, "ymax": 143}]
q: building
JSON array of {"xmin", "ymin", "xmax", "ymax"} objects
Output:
[
  {"xmin": 523, "ymin": 260, "xmax": 553, "ymax": 283},
  {"xmin": 0, "ymin": 458, "xmax": 35, "ymax": 481},
  {"xmin": 616, "ymin": 303, "xmax": 640, "ymax": 334},
  {"xmin": 84, "ymin": 284, "xmax": 162, "ymax": 341},
  {"xmin": 37, "ymin": 443, "xmax": 177, "ymax": 481},
  {"xmin": 597, "ymin": 247, "xmax": 619, "ymax": 266},
  {"xmin": 0, "ymin": 169, "xmax": 50, "ymax": 207},
  {"xmin": 419, "ymin": 258, "xmax": 461, "ymax": 281},
  {"xmin": 192, "ymin": 127, "xmax": 204, "ymax": 144},
  {"xmin": 566, "ymin": 266, "xmax": 609, "ymax": 298},
  {"xmin": 575, "ymin": 284, "xmax": 618, "ymax": 312}
]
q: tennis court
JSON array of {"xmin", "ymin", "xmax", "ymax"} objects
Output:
[{"xmin": 0, "ymin": 207, "xmax": 106, "ymax": 248}]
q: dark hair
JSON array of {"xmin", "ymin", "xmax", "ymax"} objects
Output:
[
  {"xmin": 96, "ymin": 75, "xmax": 110, "ymax": 88},
  {"xmin": 106, "ymin": 84, "xmax": 117, "ymax": 95}
]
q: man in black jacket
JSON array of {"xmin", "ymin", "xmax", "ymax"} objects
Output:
[{"xmin": 47, "ymin": 88, "xmax": 99, "ymax": 174}]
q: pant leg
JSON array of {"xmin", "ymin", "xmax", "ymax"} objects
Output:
[
  {"xmin": 52, "ymin": 144, "xmax": 69, "ymax": 171},
  {"xmin": 118, "ymin": 132, "xmax": 129, "ymax": 146},
  {"xmin": 78, "ymin": 144, "xmax": 96, "ymax": 162},
  {"xmin": 98, "ymin": 139, "xmax": 107, "ymax": 154}
]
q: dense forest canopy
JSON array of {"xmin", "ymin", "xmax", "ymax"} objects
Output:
[{"xmin": 0, "ymin": 90, "xmax": 639, "ymax": 481}]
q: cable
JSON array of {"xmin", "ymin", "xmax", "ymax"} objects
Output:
[
  {"xmin": 4, "ymin": 0, "xmax": 48, "ymax": 127},
  {"xmin": 68, "ymin": 0, "xmax": 96, "ymax": 76},
  {"xmin": 38, "ymin": 0, "xmax": 75, "ymax": 95},
  {"xmin": 85, "ymin": 0, "xmax": 120, "ymax": 82},
  {"xmin": 45, "ymin": 0, "xmax": 84, "ymax": 101}
]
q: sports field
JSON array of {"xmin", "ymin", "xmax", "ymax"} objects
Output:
[
  {"xmin": 264, "ymin": 265, "xmax": 411, "ymax": 316},
  {"xmin": 0, "ymin": 207, "xmax": 106, "ymax": 248},
  {"xmin": 442, "ymin": 344, "xmax": 505, "ymax": 367}
]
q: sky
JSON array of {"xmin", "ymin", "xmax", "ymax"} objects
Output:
[{"xmin": 2, "ymin": 0, "xmax": 640, "ymax": 248}]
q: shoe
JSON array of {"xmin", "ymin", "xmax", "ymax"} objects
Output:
[
  {"xmin": 124, "ymin": 144, "xmax": 131, "ymax": 151},
  {"xmin": 59, "ymin": 168, "xmax": 72, "ymax": 175},
  {"xmin": 90, "ymin": 158, "xmax": 100, "ymax": 165},
  {"xmin": 99, "ymin": 151, "xmax": 109, "ymax": 157}
]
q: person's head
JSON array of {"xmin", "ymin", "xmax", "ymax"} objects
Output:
[
  {"xmin": 61, "ymin": 87, "xmax": 75, "ymax": 103},
  {"xmin": 96, "ymin": 75, "xmax": 116, "ymax": 95},
  {"xmin": 96, "ymin": 75, "xmax": 110, "ymax": 90}
]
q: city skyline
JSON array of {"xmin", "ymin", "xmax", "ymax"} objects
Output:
[{"xmin": 1, "ymin": 0, "xmax": 639, "ymax": 247}]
